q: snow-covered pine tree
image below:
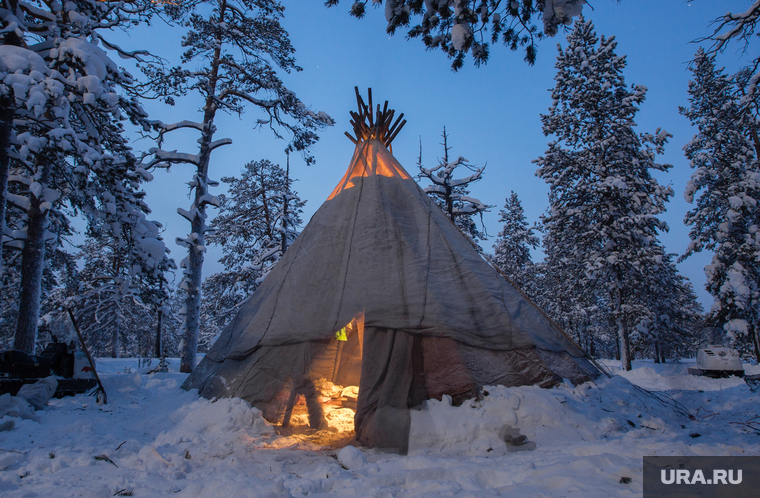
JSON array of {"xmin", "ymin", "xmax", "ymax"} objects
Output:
[
  {"xmin": 417, "ymin": 127, "xmax": 492, "ymax": 248},
  {"xmin": 202, "ymin": 156, "xmax": 305, "ymax": 342},
  {"xmin": 151, "ymin": 285, "xmax": 185, "ymax": 359},
  {"xmin": 492, "ymin": 191, "xmax": 538, "ymax": 291},
  {"xmin": 326, "ymin": 0, "xmax": 586, "ymax": 70},
  {"xmin": 0, "ymin": 40, "xmax": 71, "ymax": 352},
  {"xmin": 634, "ymin": 250, "xmax": 702, "ymax": 363},
  {"xmin": 1, "ymin": 233, "xmax": 77, "ymax": 350},
  {"xmin": 535, "ymin": 221, "xmax": 603, "ymax": 356},
  {"xmin": 71, "ymin": 239, "xmax": 148, "ymax": 358},
  {"xmin": 0, "ymin": 1, "xmax": 170, "ymax": 354},
  {"xmin": 2, "ymin": 166, "xmax": 79, "ymax": 350},
  {"xmin": 66, "ymin": 202, "xmax": 175, "ymax": 357},
  {"xmin": 0, "ymin": 31, "xmax": 29, "ymax": 277},
  {"xmin": 535, "ymin": 18, "xmax": 673, "ymax": 370},
  {"xmin": 143, "ymin": 0, "xmax": 333, "ymax": 372},
  {"xmin": 679, "ymin": 49, "xmax": 760, "ymax": 361}
]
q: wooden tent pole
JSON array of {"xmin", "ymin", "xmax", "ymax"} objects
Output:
[
  {"xmin": 281, "ymin": 386, "xmax": 298, "ymax": 427},
  {"xmin": 331, "ymin": 340, "xmax": 345, "ymax": 383},
  {"xmin": 345, "ymin": 88, "xmax": 406, "ymax": 147},
  {"xmin": 67, "ymin": 309, "xmax": 109, "ymax": 402}
]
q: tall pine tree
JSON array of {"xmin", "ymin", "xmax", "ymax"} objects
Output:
[
  {"xmin": 635, "ymin": 250, "xmax": 702, "ymax": 363},
  {"xmin": 679, "ymin": 49, "xmax": 760, "ymax": 361},
  {"xmin": 1, "ymin": 1, "xmax": 169, "ymax": 353},
  {"xmin": 536, "ymin": 18, "xmax": 673, "ymax": 370},
  {"xmin": 143, "ymin": 0, "xmax": 333, "ymax": 372},
  {"xmin": 536, "ymin": 219, "xmax": 604, "ymax": 356}
]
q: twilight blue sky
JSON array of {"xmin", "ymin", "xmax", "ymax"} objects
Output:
[{"xmin": 115, "ymin": 1, "xmax": 755, "ymax": 308}]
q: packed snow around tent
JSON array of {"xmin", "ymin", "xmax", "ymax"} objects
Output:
[{"xmin": 0, "ymin": 358, "xmax": 758, "ymax": 497}]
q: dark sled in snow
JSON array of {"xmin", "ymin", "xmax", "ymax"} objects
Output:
[{"xmin": 0, "ymin": 342, "xmax": 98, "ymax": 398}]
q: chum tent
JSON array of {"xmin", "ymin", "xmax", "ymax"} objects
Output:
[{"xmin": 182, "ymin": 90, "xmax": 600, "ymax": 454}]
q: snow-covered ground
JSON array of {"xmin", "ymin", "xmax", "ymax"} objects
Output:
[{"xmin": 1, "ymin": 358, "xmax": 758, "ymax": 497}]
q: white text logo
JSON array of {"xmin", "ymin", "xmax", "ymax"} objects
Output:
[{"xmin": 661, "ymin": 469, "xmax": 742, "ymax": 485}]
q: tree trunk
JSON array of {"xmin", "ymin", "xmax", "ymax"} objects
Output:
[
  {"xmin": 258, "ymin": 167, "xmax": 273, "ymax": 241},
  {"xmin": 281, "ymin": 153, "xmax": 290, "ymax": 254},
  {"xmin": 654, "ymin": 335, "xmax": 661, "ymax": 364},
  {"xmin": 179, "ymin": 0, "xmax": 226, "ymax": 374},
  {"xmin": 112, "ymin": 315, "xmax": 120, "ymax": 358},
  {"xmin": 446, "ymin": 185, "xmax": 454, "ymax": 221},
  {"xmin": 179, "ymin": 160, "xmax": 209, "ymax": 373},
  {"xmin": 617, "ymin": 288, "xmax": 632, "ymax": 371},
  {"xmin": 154, "ymin": 308, "xmax": 163, "ymax": 358},
  {"xmin": 0, "ymin": 99, "xmax": 11, "ymax": 277},
  {"xmin": 14, "ymin": 158, "xmax": 53, "ymax": 354},
  {"xmin": 753, "ymin": 323, "xmax": 760, "ymax": 364}
]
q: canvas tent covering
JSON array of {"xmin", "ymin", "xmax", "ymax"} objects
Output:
[{"xmin": 183, "ymin": 94, "xmax": 599, "ymax": 453}]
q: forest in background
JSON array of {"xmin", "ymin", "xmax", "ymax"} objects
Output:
[{"xmin": 1, "ymin": 1, "xmax": 759, "ymax": 371}]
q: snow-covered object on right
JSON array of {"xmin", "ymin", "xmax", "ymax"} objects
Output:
[{"xmin": 688, "ymin": 346, "xmax": 744, "ymax": 378}]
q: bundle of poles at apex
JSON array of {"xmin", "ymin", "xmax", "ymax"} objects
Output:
[{"xmin": 345, "ymin": 87, "xmax": 407, "ymax": 147}]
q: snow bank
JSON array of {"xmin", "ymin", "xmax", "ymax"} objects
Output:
[
  {"xmin": 0, "ymin": 358, "xmax": 758, "ymax": 497},
  {"xmin": 0, "ymin": 364, "xmax": 282, "ymax": 497},
  {"xmin": 337, "ymin": 445, "xmax": 366, "ymax": 469},
  {"xmin": 409, "ymin": 375, "xmax": 694, "ymax": 456}
]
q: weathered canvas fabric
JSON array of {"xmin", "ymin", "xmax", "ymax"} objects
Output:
[{"xmin": 183, "ymin": 139, "xmax": 599, "ymax": 453}]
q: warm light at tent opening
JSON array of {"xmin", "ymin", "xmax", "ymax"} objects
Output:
[{"xmin": 271, "ymin": 312, "xmax": 365, "ymax": 448}]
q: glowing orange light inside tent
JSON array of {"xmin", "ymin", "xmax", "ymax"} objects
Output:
[
  {"xmin": 327, "ymin": 141, "xmax": 411, "ymax": 201},
  {"xmin": 274, "ymin": 312, "xmax": 365, "ymax": 448}
]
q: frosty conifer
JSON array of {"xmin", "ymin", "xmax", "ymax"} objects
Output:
[
  {"xmin": 701, "ymin": 2, "xmax": 760, "ymax": 101},
  {"xmin": 202, "ymin": 157, "xmax": 305, "ymax": 341},
  {"xmin": 536, "ymin": 18, "xmax": 674, "ymax": 370},
  {"xmin": 535, "ymin": 224, "xmax": 602, "ymax": 356},
  {"xmin": 492, "ymin": 191, "xmax": 538, "ymax": 290},
  {"xmin": 635, "ymin": 251, "xmax": 702, "ymax": 363},
  {"xmin": 680, "ymin": 49, "xmax": 760, "ymax": 361},
  {"xmin": 327, "ymin": 0, "xmax": 586, "ymax": 70},
  {"xmin": 65, "ymin": 211, "xmax": 175, "ymax": 358},
  {"xmin": 1, "ymin": 1, "xmax": 169, "ymax": 353}
]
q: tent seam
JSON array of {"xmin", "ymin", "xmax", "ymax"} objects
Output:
[
  {"xmin": 331, "ymin": 143, "xmax": 367, "ymax": 333},
  {"xmin": 419, "ymin": 192, "xmax": 433, "ymax": 329}
]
